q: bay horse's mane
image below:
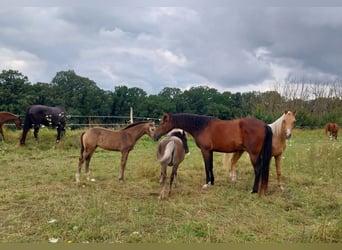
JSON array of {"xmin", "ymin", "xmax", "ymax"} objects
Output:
[
  {"xmin": 123, "ymin": 120, "xmax": 152, "ymax": 130},
  {"xmin": 170, "ymin": 113, "xmax": 216, "ymax": 132}
]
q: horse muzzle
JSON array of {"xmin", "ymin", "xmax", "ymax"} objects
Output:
[{"xmin": 153, "ymin": 134, "xmax": 161, "ymax": 141}]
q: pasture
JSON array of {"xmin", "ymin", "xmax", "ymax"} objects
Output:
[{"xmin": 1, "ymin": 127, "xmax": 342, "ymax": 243}]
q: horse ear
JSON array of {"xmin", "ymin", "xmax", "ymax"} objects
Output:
[
  {"xmin": 162, "ymin": 113, "xmax": 170, "ymax": 122},
  {"xmin": 293, "ymin": 110, "xmax": 296, "ymax": 115},
  {"xmin": 284, "ymin": 110, "xmax": 288, "ymax": 114}
]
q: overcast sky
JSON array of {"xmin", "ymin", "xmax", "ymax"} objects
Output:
[{"xmin": 1, "ymin": 1, "xmax": 342, "ymax": 94}]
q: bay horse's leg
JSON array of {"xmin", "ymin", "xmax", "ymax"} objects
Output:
[
  {"xmin": 230, "ymin": 150, "xmax": 244, "ymax": 182},
  {"xmin": 201, "ymin": 150, "xmax": 214, "ymax": 189},
  {"xmin": 252, "ymin": 164, "xmax": 261, "ymax": 193},
  {"xmin": 159, "ymin": 164, "xmax": 167, "ymax": 200},
  {"xmin": 118, "ymin": 151, "xmax": 129, "ymax": 182},
  {"xmin": 274, "ymin": 155, "xmax": 284, "ymax": 191}
]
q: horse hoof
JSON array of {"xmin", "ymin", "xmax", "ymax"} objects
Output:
[{"xmin": 202, "ymin": 183, "xmax": 211, "ymax": 189}]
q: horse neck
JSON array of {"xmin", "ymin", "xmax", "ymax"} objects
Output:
[
  {"xmin": 124, "ymin": 124, "xmax": 149, "ymax": 141},
  {"xmin": 171, "ymin": 114, "xmax": 212, "ymax": 137},
  {"xmin": 269, "ymin": 114, "xmax": 286, "ymax": 141},
  {"xmin": 0, "ymin": 113, "xmax": 16, "ymax": 123}
]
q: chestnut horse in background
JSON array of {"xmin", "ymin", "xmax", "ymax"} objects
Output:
[
  {"xmin": 0, "ymin": 112, "xmax": 22, "ymax": 141},
  {"xmin": 325, "ymin": 122, "xmax": 339, "ymax": 140},
  {"xmin": 76, "ymin": 120, "xmax": 155, "ymax": 183},
  {"xmin": 157, "ymin": 129, "xmax": 189, "ymax": 200},
  {"xmin": 224, "ymin": 110, "xmax": 296, "ymax": 191},
  {"xmin": 153, "ymin": 113, "xmax": 273, "ymax": 195}
]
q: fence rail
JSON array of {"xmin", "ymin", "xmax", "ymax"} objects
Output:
[{"xmin": 9, "ymin": 115, "xmax": 161, "ymax": 130}]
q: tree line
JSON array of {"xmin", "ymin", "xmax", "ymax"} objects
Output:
[{"xmin": 1, "ymin": 69, "xmax": 341, "ymax": 128}]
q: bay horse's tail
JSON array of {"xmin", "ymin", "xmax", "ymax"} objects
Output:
[{"xmin": 259, "ymin": 125, "xmax": 273, "ymax": 194}]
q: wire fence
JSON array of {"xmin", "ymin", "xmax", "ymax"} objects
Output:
[{"xmin": 5, "ymin": 115, "xmax": 161, "ymax": 130}]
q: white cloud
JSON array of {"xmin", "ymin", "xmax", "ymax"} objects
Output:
[{"xmin": 1, "ymin": 5, "xmax": 342, "ymax": 94}]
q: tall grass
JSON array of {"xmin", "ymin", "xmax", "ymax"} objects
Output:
[{"xmin": 1, "ymin": 127, "xmax": 342, "ymax": 243}]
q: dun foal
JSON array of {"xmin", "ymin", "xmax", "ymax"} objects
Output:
[
  {"xmin": 76, "ymin": 120, "xmax": 155, "ymax": 183},
  {"xmin": 157, "ymin": 129, "xmax": 189, "ymax": 200}
]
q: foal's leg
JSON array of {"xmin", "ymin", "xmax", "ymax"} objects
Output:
[
  {"xmin": 169, "ymin": 164, "xmax": 179, "ymax": 197},
  {"xmin": 230, "ymin": 150, "xmax": 244, "ymax": 182},
  {"xmin": 76, "ymin": 146, "xmax": 95, "ymax": 183},
  {"xmin": 274, "ymin": 155, "xmax": 284, "ymax": 191},
  {"xmin": 159, "ymin": 164, "xmax": 167, "ymax": 200},
  {"xmin": 118, "ymin": 151, "xmax": 129, "ymax": 181}
]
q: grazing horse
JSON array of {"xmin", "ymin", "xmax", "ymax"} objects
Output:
[
  {"xmin": 20, "ymin": 105, "xmax": 67, "ymax": 145},
  {"xmin": 76, "ymin": 120, "xmax": 155, "ymax": 183},
  {"xmin": 224, "ymin": 110, "xmax": 296, "ymax": 191},
  {"xmin": 325, "ymin": 122, "xmax": 339, "ymax": 140},
  {"xmin": 157, "ymin": 129, "xmax": 189, "ymax": 200},
  {"xmin": 0, "ymin": 112, "xmax": 22, "ymax": 141},
  {"xmin": 153, "ymin": 113, "xmax": 273, "ymax": 195}
]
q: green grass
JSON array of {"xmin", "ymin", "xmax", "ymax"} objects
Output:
[{"xmin": 1, "ymin": 127, "xmax": 342, "ymax": 243}]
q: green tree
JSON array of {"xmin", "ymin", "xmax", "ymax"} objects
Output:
[{"xmin": 0, "ymin": 69, "xmax": 34, "ymax": 114}]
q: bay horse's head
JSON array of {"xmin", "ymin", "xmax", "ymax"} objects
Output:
[
  {"xmin": 283, "ymin": 110, "xmax": 296, "ymax": 139},
  {"xmin": 153, "ymin": 113, "xmax": 175, "ymax": 141}
]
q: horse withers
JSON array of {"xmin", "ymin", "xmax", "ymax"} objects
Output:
[
  {"xmin": 20, "ymin": 105, "xmax": 67, "ymax": 145},
  {"xmin": 153, "ymin": 113, "xmax": 273, "ymax": 195},
  {"xmin": 157, "ymin": 129, "xmax": 189, "ymax": 200},
  {"xmin": 76, "ymin": 120, "xmax": 155, "ymax": 184},
  {"xmin": 0, "ymin": 112, "xmax": 22, "ymax": 141},
  {"xmin": 325, "ymin": 122, "xmax": 339, "ymax": 140},
  {"xmin": 224, "ymin": 110, "xmax": 296, "ymax": 191}
]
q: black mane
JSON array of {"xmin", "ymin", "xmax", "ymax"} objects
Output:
[{"xmin": 171, "ymin": 113, "xmax": 216, "ymax": 133}]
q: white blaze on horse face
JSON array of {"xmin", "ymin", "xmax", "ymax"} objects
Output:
[{"xmin": 286, "ymin": 128, "xmax": 292, "ymax": 139}]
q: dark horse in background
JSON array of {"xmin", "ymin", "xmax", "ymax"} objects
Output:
[
  {"xmin": 0, "ymin": 112, "xmax": 22, "ymax": 141},
  {"xmin": 157, "ymin": 129, "xmax": 189, "ymax": 200},
  {"xmin": 154, "ymin": 113, "xmax": 273, "ymax": 195},
  {"xmin": 20, "ymin": 105, "xmax": 67, "ymax": 145},
  {"xmin": 325, "ymin": 122, "xmax": 339, "ymax": 140}
]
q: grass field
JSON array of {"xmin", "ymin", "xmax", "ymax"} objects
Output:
[{"xmin": 1, "ymin": 127, "xmax": 342, "ymax": 243}]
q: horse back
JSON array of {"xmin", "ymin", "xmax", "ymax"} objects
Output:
[{"xmin": 198, "ymin": 117, "xmax": 266, "ymax": 153}]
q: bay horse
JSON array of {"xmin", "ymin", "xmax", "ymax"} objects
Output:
[
  {"xmin": 20, "ymin": 105, "xmax": 67, "ymax": 145},
  {"xmin": 325, "ymin": 122, "xmax": 339, "ymax": 140},
  {"xmin": 0, "ymin": 112, "xmax": 22, "ymax": 141},
  {"xmin": 224, "ymin": 110, "xmax": 296, "ymax": 191},
  {"xmin": 153, "ymin": 113, "xmax": 273, "ymax": 195},
  {"xmin": 157, "ymin": 129, "xmax": 189, "ymax": 200},
  {"xmin": 76, "ymin": 120, "xmax": 155, "ymax": 183}
]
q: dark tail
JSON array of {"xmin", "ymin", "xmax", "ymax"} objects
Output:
[
  {"xmin": 79, "ymin": 132, "xmax": 86, "ymax": 159},
  {"xmin": 259, "ymin": 125, "xmax": 273, "ymax": 195}
]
